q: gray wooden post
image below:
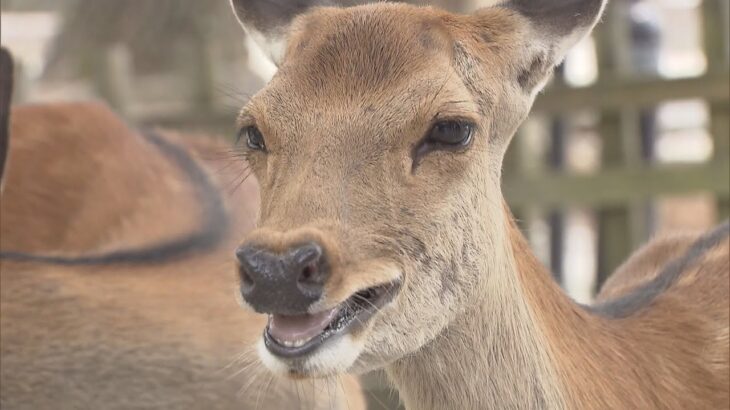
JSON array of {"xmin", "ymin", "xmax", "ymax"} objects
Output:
[
  {"xmin": 703, "ymin": 0, "xmax": 730, "ymax": 221},
  {"xmin": 547, "ymin": 65, "xmax": 568, "ymax": 284},
  {"xmin": 594, "ymin": 3, "xmax": 634, "ymax": 293},
  {"xmin": 93, "ymin": 43, "xmax": 134, "ymax": 117}
]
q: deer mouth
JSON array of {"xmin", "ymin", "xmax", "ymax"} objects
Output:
[{"xmin": 263, "ymin": 281, "xmax": 400, "ymax": 358}]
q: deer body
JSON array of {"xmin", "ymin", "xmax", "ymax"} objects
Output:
[
  {"xmin": 390, "ymin": 216, "xmax": 729, "ymax": 409},
  {"xmin": 0, "ymin": 98, "xmax": 364, "ymax": 409},
  {"xmin": 225, "ymin": 0, "xmax": 729, "ymax": 409}
]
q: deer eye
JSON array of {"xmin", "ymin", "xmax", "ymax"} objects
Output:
[
  {"xmin": 428, "ymin": 121, "xmax": 473, "ymax": 146},
  {"xmin": 239, "ymin": 126, "xmax": 266, "ymax": 151},
  {"xmin": 411, "ymin": 120, "xmax": 475, "ymax": 172}
]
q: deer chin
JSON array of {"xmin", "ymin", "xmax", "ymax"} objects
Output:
[{"xmin": 257, "ymin": 280, "xmax": 402, "ymax": 378}]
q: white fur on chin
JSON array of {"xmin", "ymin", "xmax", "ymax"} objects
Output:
[{"xmin": 256, "ymin": 334, "xmax": 364, "ymax": 377}]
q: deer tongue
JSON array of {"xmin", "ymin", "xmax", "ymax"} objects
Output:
[{"xmin": 269, "ymin": 308, "xmax": 339, "ymax": 345}]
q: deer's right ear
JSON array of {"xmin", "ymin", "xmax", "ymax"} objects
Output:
[{"xmin": 0, "ymin": 46, "xmax": 13, "ymax": 190}]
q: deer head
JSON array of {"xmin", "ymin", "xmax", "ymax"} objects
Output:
[{"xmin": 229, "ymin": 0, "xmax": 606, "ymax": 378}]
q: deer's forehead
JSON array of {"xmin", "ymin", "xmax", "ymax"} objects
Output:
[
  {"xmin": 251, "ymin": 69, "xmax": 474, "ymax": 137},
  {"xmin": 245, "ymin": 5, "xmax": 491, "ymax": 139},
  {"xmin": 278, "ymin": 5, "xmax": 454, "ymax": 88}
]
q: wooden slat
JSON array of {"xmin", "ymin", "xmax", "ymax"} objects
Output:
[
  {"xmin": 503, "ymin": 161, "xmax": 730, "ymax": 208},
  {"xmin": 534, "ymin": 73, "xmax": 730, "ymax": 114}
]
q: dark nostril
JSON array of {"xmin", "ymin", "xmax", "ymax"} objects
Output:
[
  {"xmin": 238, "ymin": 264, "xmax": 254, "ymax": 293},
  {"xmin": 291, "ymin": 242, "xmax": 328, "ymax": 295},
  {"xmin": 297, "ymin": 261, "xmax": 321, "ymax": 286},
  {"xmin": 301, "ymin": 263, "xmax": 312, "ymax": 281},
  {"xmin": 235, "ymin": 246, "xmax": 256, "ymax": 295}
]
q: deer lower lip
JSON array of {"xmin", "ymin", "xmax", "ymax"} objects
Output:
[{"xmin": 263, "ymin": 281, "xmax": 400, "ymax": 359}]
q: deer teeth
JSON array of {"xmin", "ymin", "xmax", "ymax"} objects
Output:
[{"xmin": 279, "ymin": 338, "xmax": 311, "ymax": 348}]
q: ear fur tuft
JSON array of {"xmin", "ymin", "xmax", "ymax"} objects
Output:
[
  {"xmin": 495, "ymin": 0, "xmax": 607, "ymax": 92},
  {"xmin": 229, "ymin": 0, "xmax": 371, "ymax": 65}
]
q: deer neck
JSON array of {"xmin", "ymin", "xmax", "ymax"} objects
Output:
[{"xmin": 385, "ymin": 208, "xmax": 600, "ymax": 410}]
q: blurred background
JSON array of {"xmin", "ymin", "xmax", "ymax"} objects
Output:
[{"xmin": 1, "ymin": 0, "xmax": 729, "ymax": 408}]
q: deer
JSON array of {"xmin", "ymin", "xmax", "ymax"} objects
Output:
[
  {"xmin": 226, "ymin": 0, "xmax": 730, "ymax": 409},
  {"xmin": 0, "ymin": 47, "xmax": 364, "ymax": 410}
]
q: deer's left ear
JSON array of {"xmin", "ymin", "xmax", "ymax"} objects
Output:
[
  {"xmin": 229, "ymin": 0, "xmax": 367, "ymax": 66},
  {"xmin": 491, "ymin": 0, "xmax": 607, "ymax": 92},
  {"xmin": 0, "ymin": 47, "xmax": 14, "ymax": 190}
]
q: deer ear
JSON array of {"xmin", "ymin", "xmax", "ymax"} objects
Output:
[
  {"xmin": 229, "ymin": 0, "xmax": 366, "ymax": 66},
  {"xmin": 497, "ymin": 0, "xmax": 607, "ymax": 92},
  {"xmin": 0, "ymin": 47, "xmax": 13, "ymax": 190}
]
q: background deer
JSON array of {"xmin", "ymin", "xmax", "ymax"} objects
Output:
[
  {"xmin": 228, "ymin": 0, "xmax": 730, "ymax": 408},
  {"xmin": 0, "ymin": 48, "xmax": 364, "ymax": 410}
]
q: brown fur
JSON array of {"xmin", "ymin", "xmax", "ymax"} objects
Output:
[
  {"xmin": 0, "ymin": 102, "xmax": 365, "ymax": 409},
  {"xmin": 512, "ymin": 217, "xmax": 729, "ymax": 409},
  {"xmin": 226, "ymin": 1, "xmax": 729, "ymax": 409}
]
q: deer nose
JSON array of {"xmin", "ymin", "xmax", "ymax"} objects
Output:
[{"xmin": 236, "ymin": 242, "xmax": 329, "ymax": 315}]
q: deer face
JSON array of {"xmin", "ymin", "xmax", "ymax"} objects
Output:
[{"xmin": 230, "ymin": 0, "xmax": 605, "ymax": 378}]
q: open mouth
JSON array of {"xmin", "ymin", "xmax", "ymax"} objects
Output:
[{"xmin": 263, "ymin": 281, "xmax": 401, "ymax": 358}]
